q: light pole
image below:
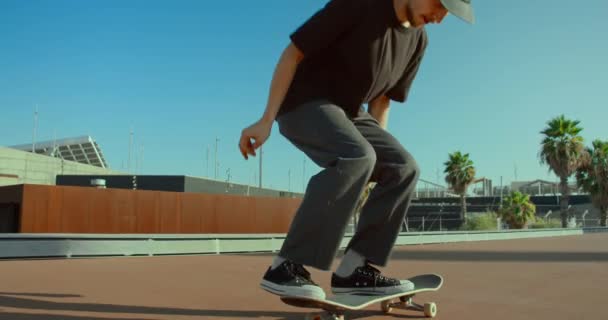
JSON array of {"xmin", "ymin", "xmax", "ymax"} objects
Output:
[
  {"xmin": 215, "ymin": 137, "xmax": 219, "ymax": 179},
  {"xmin": 128, "ymin": 127, "xmax": 134, "ymax": 173},
  {"xmin": 32, "ymin": 105, "xmax": 39, "ymax": 153},
  {"xmin": 259, "ymin": 146, "xmax": 263, "ymax": 188},
  {"xmin": 206, "ymin": 145, "xmax": 210, "ymax": 177}
]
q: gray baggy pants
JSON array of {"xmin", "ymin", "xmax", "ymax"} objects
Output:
[{"xmin": 276, "ymin": 100, "xmax": 420, "ymax": 271}]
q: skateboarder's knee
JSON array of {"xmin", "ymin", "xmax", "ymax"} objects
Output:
[
  {"xmin": 334, "ymin": 143, "xmax": 376, "ymax": 172},
  {"xmin": 373, "ymin": 159, "xmax": 420, "ymax": 186},
  {"xmin": 395, "ymin": 150, "xmax": 420, "ymax": 181}
]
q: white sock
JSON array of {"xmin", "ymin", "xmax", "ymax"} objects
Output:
[
  {"xmin": 335, "ymin": 250, "xmax": 365, "ymax": 278},
  {"xmin": 271, "ymin": 256, "xmax": 287, "ymax": 270}
]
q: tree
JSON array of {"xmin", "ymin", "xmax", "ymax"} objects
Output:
[
  {"xmin": 497, "ymin": 191, "xmax": 537, "ymax": 229},
  {"xmin": 444, "ymin": 151, "xmax": 476, "ymax": 221},
  {"xmin": 540, "ymin": 115, "xmax": 587, "ymax": 227},
  {"xmin": 576, "ymin": 139, "xmax": 608, "ymax": 227}
]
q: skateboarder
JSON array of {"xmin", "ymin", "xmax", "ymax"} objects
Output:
[{"xmin": 238, "ymin": 0, "xmax": 474, "ymax": 299}]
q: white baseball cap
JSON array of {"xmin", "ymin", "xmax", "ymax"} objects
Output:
[{"xmin": 440, "ymin": 0, "xmax": 475, "ymax": 24}]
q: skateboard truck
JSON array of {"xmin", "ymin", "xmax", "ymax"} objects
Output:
[{"xmin": 381, "ymin": 294, "xmax": 438, "ymax": 317}]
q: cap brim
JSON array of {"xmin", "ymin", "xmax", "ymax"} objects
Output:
[{"xmin": 440, "ymin": 0, "xmax": 475, "ymax": 24}]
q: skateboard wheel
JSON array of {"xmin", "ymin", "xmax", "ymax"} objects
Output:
[
  {"xmin": 424, "ymin": 302, "xmax": 437, "ymax": 318},
  {"xmin": 304, "ymin": 314, "xmax": 321, "ymax": 320},
  {"xmin": 381, "ymin": 300, "xmax": 393, "ymax": 314}
]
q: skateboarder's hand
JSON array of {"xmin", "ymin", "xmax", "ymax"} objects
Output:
[{"xmin": 239, "ymin": 119, "xmax": 271, "ymax": 160}]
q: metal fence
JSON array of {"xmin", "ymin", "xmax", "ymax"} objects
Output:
[{"xmin": 403, "ymin": 217, "xmax": 464, "ymax": 232}]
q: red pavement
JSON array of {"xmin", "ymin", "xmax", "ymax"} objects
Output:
[{"xmin": 1, "ymin": 233, "xmax": 607, "ymax": 320}]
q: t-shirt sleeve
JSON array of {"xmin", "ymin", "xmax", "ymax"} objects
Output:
[
  {"xmin": 386, "ymin": 31, "xmax": 429, "ymax": 103},
  {"xmin": 290, "ymin": 0, "xmax": 367, "ymax": 57}
]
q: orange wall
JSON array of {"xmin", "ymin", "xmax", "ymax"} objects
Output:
[{"xmin": 18, "ymin": 184, "xmax": 301, "ymax": 233}]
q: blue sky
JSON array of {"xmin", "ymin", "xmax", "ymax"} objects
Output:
[{"xmin": 1, "ymin": 0, "xmax": 606, "ymax": 193}]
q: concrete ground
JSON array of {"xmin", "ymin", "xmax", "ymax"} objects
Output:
[{"xmin": 0, "ymin": 233, "xmax": 606, "ymax": 320}]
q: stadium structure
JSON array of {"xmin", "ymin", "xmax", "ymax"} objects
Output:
[{"xmin": 10, "ymin": 136, "xmax": 109, "ymax": 169}]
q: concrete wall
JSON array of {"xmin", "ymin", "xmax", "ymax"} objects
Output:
[
  {"xmin": 0, "ymin": 146, "xmax": 122, "ymax": 187},
  {"xmin": 0, "ymin": 228, "xmax": 595, "ymax": 259}
]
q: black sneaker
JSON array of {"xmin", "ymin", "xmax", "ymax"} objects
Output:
[
  {"xmin": 331, "ymin": 263, "xmax": 414, "ymax": 295},
  {"xmin": 260, "ymin": 260, "xmax": 326, "ymax": 299}
]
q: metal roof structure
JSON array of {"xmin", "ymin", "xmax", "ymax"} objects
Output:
[{"xmin": 9, "ymin": 135, "xmax": 109, "ymax": 168}]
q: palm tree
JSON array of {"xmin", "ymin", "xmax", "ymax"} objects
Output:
[
  {"xmin": 497, "ymin": 191, "xmax": 537, "ymax": 229},
  {"xmin": 540, "ymin": 115, "xmax": 587, "ymax": 228},
  {"xmin": 444, "ymin": 151, "xmax": 476, "ymax": 221},
  {"xmin": 576, "ymin": 139, "xmax": 608, "ymax": 227}
]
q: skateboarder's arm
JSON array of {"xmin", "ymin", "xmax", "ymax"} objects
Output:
[
  {"xmin": 239, "ymin": 42, "xmax": 303, "ymax": 160},
  {"xmin": 261, "ymin": 42, "xmax": 304, "ymax": 125},
  {"xmin": 369, "ymin": 95, "xmax": 391, "ymax": 129}
]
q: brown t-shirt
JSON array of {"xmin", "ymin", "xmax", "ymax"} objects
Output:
[{"xmin": 278, "ymin": 0, "xmax": 428, "ymax": 118}]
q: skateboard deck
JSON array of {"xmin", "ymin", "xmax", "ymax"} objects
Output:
[{"xmin": 281, "ymin": 274, "xmax": 443, "ymax": 319}]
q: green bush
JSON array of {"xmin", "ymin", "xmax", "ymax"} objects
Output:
[
  {"xmin": 529, "ymin": 218, "xmax": 562, "ymax": 229},
  {"xmin": 497, "ymin": 191, "xmax": 537, "ymax": 229},
  {"xmin": 460, "ymin": 212, "xmax": 498, "ymax": 231}
]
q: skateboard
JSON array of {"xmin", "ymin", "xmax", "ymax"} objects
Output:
[{"xmin": 281, "ymin": 274, "xmax": 443, "ymax": 320}]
